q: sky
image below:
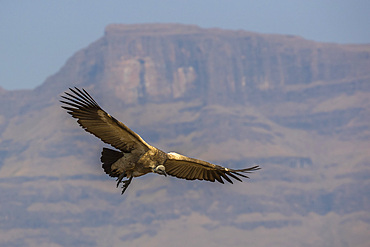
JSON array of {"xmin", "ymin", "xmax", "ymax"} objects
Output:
[{"xmin": 1, "ymin": 0, "xmax": 369, "ymax": 90}]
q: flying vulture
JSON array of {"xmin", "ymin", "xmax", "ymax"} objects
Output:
[{"xmin": 61, "ymin": 87, "xmax": 260, "ymax": 194}]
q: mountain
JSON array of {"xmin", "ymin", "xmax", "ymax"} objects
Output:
[{"xmin": 0, "ymin": 23, "xmax": 369, "ymax": 247}]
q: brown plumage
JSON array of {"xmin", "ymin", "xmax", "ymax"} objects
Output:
[{"xmin": 61, "ymin": 87, "xmax": 260, "ymax": 194}]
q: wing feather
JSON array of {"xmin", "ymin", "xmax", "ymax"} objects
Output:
[
  {"xmin": 164, "ymin": 152, "xmax": 260, "ymax": 184},
  {"xmin": 198, "ymin": 169, "xmax": 205, "ymax": 181},
  {"xmin": 188, "ymin": 167, "xmax": 195, "ymax": 180},
  {"xmin": 203, "ymin": 168, "xmax": 209, "ymax": 181},
  {"xmin": 219, "ymin": 172, "xmax": 233, "ymax": 184},
  {"xmin": 61, "ymin": 87, "xmax": 150, "ymax": 154},
  {"xmin": 193, "ymin": 167, "xmax": 202, "ymax": 180},
  {"xmin": 208, "ymin": 171, "xmax": 216, "ymax": 182},
  {"xmin": 225, "ymin": 172, "xmax": 242, "ymax": 182},
  {"xmin": 213, "ymin": 172, "xmax": 224, "ymax": 184}
]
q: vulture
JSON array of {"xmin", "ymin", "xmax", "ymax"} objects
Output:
[{"xmin": 61, "ymin": 87, "xmax": 260, "ymax": 194}]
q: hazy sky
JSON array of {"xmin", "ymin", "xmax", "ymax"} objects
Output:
[{"xmin": 1, "ymin": 0, "xmax": 369, "ymax": 90}]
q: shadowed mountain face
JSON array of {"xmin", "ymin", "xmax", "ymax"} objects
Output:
[{"xmin": 0, "ymin": 24, "xmax": 369, "ymax": 247}]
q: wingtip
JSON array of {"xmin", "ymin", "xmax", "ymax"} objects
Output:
[{"xmin": 252, "ymin": 165, "xmax": 261, "ymax": 171}]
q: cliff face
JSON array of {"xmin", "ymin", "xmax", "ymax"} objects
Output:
[
  {"xmin": 35, "ymin": 23, "xmax": 370, "ymax": 142},
  {"xmin": 40, "ymin": 23, "xmax": 370, "ymax": 105},
  {"xmin": 0, "ymin": 24, "xmax": 369, "ymax": 247}
]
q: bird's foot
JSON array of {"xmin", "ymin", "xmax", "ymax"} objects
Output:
[
  {"xmin": 120, "ymin": 176, "xmax": 133, "ymax": 195},
  {"xmin": 116, "ymin": 172, "xmax": 126, "ymax": 188}
]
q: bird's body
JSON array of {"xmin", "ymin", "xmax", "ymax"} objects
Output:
[{"xmin": 61, "ymin": 87, "xmax": 259, "ymax": 194}]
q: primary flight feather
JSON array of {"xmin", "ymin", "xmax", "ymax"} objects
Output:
[{"xmin": 61, "ymin": 87, "xmax": 260, "ymax": 194}]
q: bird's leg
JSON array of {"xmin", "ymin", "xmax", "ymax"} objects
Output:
[
  {"xmin": 120, "ymin": 176, "xmax": 133, "ymax": 195},
  {"xmin": 116, "ymin": 172, "xmax": 126, "ymax": 188}
]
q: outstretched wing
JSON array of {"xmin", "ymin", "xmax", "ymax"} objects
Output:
[
  {"xmin": 164, "ymin": 152, "xmax": 260, "ymax": 184},
  {"xmin": 60, "ymin": 87, "xmax": 150, "ymax": 154}
]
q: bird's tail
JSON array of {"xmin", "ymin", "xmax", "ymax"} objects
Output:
[{"xmin": 101, "ymin": 148, "xmax": 124, "ymax": 176}]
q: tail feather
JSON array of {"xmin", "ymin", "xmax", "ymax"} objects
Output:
[{"xmin": 101, "ymin": 148, "xmax": 124, "ymax": 177}]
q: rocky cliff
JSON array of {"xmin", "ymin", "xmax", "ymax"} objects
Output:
[{"xmin": 39, "ymin": 24, "xmax": 370, "ymax": 104}]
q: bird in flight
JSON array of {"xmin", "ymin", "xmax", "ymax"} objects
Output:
[{"xmin": 61, "ymin": 87, "xmax": 260, "ymax": 194}]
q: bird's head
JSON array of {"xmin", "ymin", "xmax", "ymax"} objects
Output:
[{"xmin": 153, "ymin": 165, "xmax": 167, "ymax": 177}]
